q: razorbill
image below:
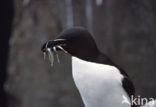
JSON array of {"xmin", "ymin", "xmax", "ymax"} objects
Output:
[{"xmin": 41, "ymin": 27, "xmax": 135, "ymax": 107}]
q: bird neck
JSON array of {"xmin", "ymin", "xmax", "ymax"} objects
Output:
[
  {"xmin": 73, "ymin": 50, "xmax": 129, "ymax": 77},
  {"xmin": 75, "ymin": 50, "xmax": 113, "ymax": 65},
  {"xmin": 96, "ymin": 53, "xmax": 129, "ymax": 77}
]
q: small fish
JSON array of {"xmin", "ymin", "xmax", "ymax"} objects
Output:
[
  {"xmin": 43, "ymin": 52, "xmax": 46, "ymax": 60},
  {"xmin": 56, "ymin": 45, "xmax": 68, "ymax": 54},
  {"xmin": 43, "ymin": 41, "xmax": 68, "ymax": 67},
  {"xmin": 53, "ymin": 47, "xmax": 60, "ymax": 63},
  {"xmin": 47, "ymin": 48, "xmax": 54, "ymax": 67}
]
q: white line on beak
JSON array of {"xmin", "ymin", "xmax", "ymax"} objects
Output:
[{"xmin": 54, "ymin": 39, "xmax": 66, "ymax": 42}]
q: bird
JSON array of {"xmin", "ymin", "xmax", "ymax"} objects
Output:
[{"xmin": 41, "ymin": 27, "xmax": 155, "ymax": 107}]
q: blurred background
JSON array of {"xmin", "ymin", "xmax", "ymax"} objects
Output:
[{"xmin": 0, "ymin": 0, "xmax": 156, "ymax": 107}]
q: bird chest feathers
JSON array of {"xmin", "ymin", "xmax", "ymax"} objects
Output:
[{"xmin": 72, "ymin": 56, "xmax": 131, "ymax": 107}]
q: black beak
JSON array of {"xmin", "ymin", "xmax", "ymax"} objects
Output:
[
  {"xmin": 41, "ymin": 39, "xmax": 67, "ymax": 53},
  {"xmin": 41, "ymin": 39, "xmax": 67, "ymax": 66},
  {"xmin": 41, "ymin": 40, "xmax": 54, "ymax": 52}
]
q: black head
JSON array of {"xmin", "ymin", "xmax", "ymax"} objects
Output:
[{"xmin": 41, "ymin": 27, "xmax": 100, "ymax": 60}]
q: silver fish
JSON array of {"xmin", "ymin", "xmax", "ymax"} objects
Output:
[
  {"xmin": 56, "ymin": 45, "xmax": 68, "ymax": 54},
  {"xmin": 43, "ymin": 41, "xmax": 68, "ymax": 67},
  {"xmin": 47, "ymin": 48, "xmax": 54, "ymax": 67},
  {"xmin": 53, "ymin": 46, "xmax": 60, "ymax": 63},
  {"xmin": 43, "ymin": 52, "xmax": 46, "ymax": 60}
]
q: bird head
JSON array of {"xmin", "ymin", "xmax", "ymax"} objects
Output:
[{"xmin": 41, "ymin": 27, "xmax": 99, "ymax": 65}]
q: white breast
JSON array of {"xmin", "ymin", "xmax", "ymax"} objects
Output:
[{"xmin": 72, "ymin": 56, "xmax": 131, "ymax": 107}]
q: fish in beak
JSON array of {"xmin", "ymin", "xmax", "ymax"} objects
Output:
[{"xmin": 41, "ymin": 39, "xmax": 67, "ymax": 67}]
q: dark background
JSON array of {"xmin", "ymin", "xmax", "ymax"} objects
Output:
[{"xmin": 0, "ymin": 0, "xmax": 156, "ymax": 107}]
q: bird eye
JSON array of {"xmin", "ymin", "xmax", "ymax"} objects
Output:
[{"xmin": 60, "ymin": 44, "xmax": 67, "ymax": 47}]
